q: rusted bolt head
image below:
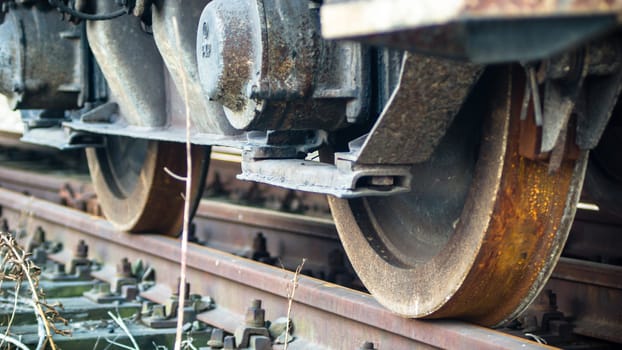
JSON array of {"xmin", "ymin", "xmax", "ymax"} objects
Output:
[
  {"xmin": 245, "ymin": 299, "xmax": 265, "ymax": 327},
  {"xmin": 75, "ymin": 239, "xmax": 88, "ymax": 258},
  {"xmin": 173, "ymin": 277, "xmax": 191, "ymax": 299}
]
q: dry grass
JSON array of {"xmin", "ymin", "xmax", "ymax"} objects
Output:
[
  {"xmin": 0, "ymin": 231, "xmax": 69, "ymax": 350},
  {"xmin": 169, "ymin": 16, "xmax": 193, "ymax": 350},
  {"xmin": 284, "ymin": 259, "xmax": 306, "ymax": 349}
]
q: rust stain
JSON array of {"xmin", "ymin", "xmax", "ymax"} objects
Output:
[{"xmin": 432, "ymin": 67, "xmax": 579, "ymax": 326}]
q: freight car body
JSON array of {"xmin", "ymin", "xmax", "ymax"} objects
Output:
[{"xmin": 0, "ymin": 0, "xmax": 620, "ymax": 327}]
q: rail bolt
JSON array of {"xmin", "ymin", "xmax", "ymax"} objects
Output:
[
  {"xmin": 75, "ymin": 239, "xmax": 89, "ymax": 258},
  {"xmin": 116, "ymin": 257, "xmax": 132, "ymax": 278},
  {"xmin": 245, "ymin": 299, "xmax": 265, "ymax": 328}
]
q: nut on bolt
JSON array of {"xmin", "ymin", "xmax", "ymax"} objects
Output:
[
  {"xmin": 173, "ymin": 277, "xmax": 191, "ymax": 299},
  {"xmin": 245, "ymin": 299, "xmax": 265, "ymax": 328}
]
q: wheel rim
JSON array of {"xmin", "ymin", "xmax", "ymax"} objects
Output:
[
  {"xmin": 87, "ymin": 138, "xmax": 210, "ymax": 235},
  {"xmin": 328, "ymin": 67, "xmax": 587, "ymax": 326},
  {"xmin": 94, "ymin": 136, "xmax": 149, "ymax": 198}
]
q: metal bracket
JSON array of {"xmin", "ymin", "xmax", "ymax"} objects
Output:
[
  {"xmin": 540, "ymin": 50, "xmax": 589, "ymax": 153},
  {"xmin": 83, "ymin": 281, "xmax": 128, "ymax": 304},
  {"xmin": 237, "ymin": 54, "xmax": 480, "ymax": 197},
  {"xmin": 577, "ymin": 41, "xmax": 622, "ymax": 149},
  {"xmin": 142, "ymin": 294, "xmax": 213, "ymax": 329},
  {"xmin": 519, "ymin": 38, "xmax": 622, "ymax": 171},
  {"xmin": 238, "ymin": 157, "xmax": 411, "ymax": 198},
  {"xmin": 243, "ymin": 130, "xmax": 326, "ymax": 159},
  {"xmin": 350, "ymin": 52, "xmax": 482, "ymax": 165},
  {"xmin": 20, "ymin": 127, "xmax": 105, "ymax": 150}
]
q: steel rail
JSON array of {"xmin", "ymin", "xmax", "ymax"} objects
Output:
[
  {"xmin": 0, "ymin": 165, "xmax": 341, "ymax": 272},
  {"xmin": 0, "ymin": 188, "xmax": 548, "ymax": 349},
  {"xmin": 0, "ymin": 163, "xmax": 619, "ymax": 345},
  {"xmin": 546, "ymin": 257, "xmax": 622, "ymax": 344},
  {"xmin": 0, "ymin": 165, "xmax": 89, "ymax": 203}
]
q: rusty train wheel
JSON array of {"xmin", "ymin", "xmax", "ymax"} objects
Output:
[
  {"xmin": 328, "ymin": 67, "xmax": 588, "ymax": 326},
  {"xmin": 86, "ymin": 137, "xmax": 209, "ymax": 235}
]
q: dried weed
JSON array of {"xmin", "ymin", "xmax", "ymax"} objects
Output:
[{"xmin": 0, "ymin": 231, "xmax": 70, "ymax": 350}]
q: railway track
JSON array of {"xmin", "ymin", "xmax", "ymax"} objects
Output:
[
  {"xmin": 0, "ymin": 155, "xmax": 620, "ymax": 349},
  {"xmin": 0, "ymin": 186, "xmax": 546, "ymax": 349}
]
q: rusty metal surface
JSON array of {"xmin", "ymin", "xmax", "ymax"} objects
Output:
[
  {"xmin": 0, "ymin": 152, "xmax": 348, "ymax": 283},
  {"xmin": 0, "ymin": 151, "xmax": 619, "ymax": 345},
  {"xmin": 328, "ymin": 67, "xmax": 588, "ymax": 326},
  {"xmin": 195, "ymin": 200, "xmax": 342, "ymax": 274},
  {"xmin": 205, "ymin": 155, "xmax": 332, "ymax": 217},
  {"xmin": 0, "ymin": 145, "xmax": 333, "ymax": 218},
  {"xmin": 344, "ymin": 52, "xmax": 482, "ymax": 165},
  {"xmin": 238, "ymin": 157, "xmax": 413, "ymax": 198},
  {"xmin": 0, "ymin": 166, "xmax": 85, "ymax": 203},
  {"xmin": 197, "ymin": 0, "xmax": 366, "ymax": 131},
  {"xmin": 0, "ymin": 6, "xmax": 83, "ymax": 109},
  {"xmin": 86, "ymin": 4, "xmax": 167, "ymax": 128},
  {"xmin": 0, "ymin": 187, "xmax": 549, "ymax": 349},
  {"xmin": 86, "ymin": 141, "xmax": 208, "ymax": 235},
  {"xmin": 151, "ymin": 0, "xmax": 236, "ymax": 135},
  {"xmin": 0, "ymin": 154, "xmax": 340, "ymax": 269}
]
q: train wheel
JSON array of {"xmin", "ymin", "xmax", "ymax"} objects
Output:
[
  {"xmin": 86, "ymin": 137, "xmax": 209, "ymax": 235},
  {"xmin": 328, "ymin": 67, "xmax": 588, "ymax": 326}
]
